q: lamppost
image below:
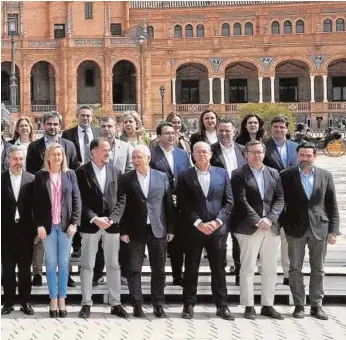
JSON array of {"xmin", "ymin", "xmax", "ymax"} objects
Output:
[
  {"xmin": 159, "ymin": 85, "xmax": 166, "ymax": 120},
  {"xmin": 138, "ymin": 35, "xmax": 145, "ymax": 126},
  {"xmin": 8, "ymin": 19, "xmax": 18, "ymax": 113}
]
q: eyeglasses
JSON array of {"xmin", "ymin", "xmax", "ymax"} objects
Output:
[{"xmin": 247, "ymin": 151, "xmax": 264, "ymax": 155}]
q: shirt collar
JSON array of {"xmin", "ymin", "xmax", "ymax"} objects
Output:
[
  {"xmin": 78, "ymin": 125, "xmax": 91, "ymax": 133},
  {"xmin": 249, "ymin": 165, "xmax": 265, "ymax": 174},
  {"xmin": 299, "ymin": 166, "xmax": 315, "ymax": 176},
  {"xmin": 136, "ymin": 170, "xmax": 150, "ymax": 179},
  {"xmin": 159, "ymin": 144, "xmax": 174, "ymax": 153},
  {"xmin": 205, "ymin": 130, "xmax": 216, "ymax": 136},
  {"xmin": 195, "ymin": 166, "xmax": 210, "ymax": 175},
  {"xmin": 273, "ymin": 138, "xmax": 286, "ymax": 147},
  {"xmin": 91, "ymin": 161, "xmax": 106, "ymax": 172},
  {"xmin": 9, "ymin": 170, "xmax": 23, "ymax": 178},
  {"xmin": 220, "ymin": 142, "xmax": 234, "ymax": 151}
]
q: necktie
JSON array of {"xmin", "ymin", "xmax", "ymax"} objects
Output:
[{"xmin": 83, "ymin": 129, "xmax": 90, "ymax": 146}]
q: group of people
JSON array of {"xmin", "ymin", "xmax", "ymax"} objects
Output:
[{"xmin": 1, "ymin": 106, "xmax": 339, "ymax": 322}]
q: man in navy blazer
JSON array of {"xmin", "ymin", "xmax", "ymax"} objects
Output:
[
  {"xmin": 150, "ymin": 122, "xmax": 191, "ymax": 286},
  {"xmin": 210, "ymin": 117, "xmax": 246, "ymax": 285},
  {"xmin": 176, "ymin": 141, "xmax": 234, "ymax": 320},
  {"xmin": 263, "ymin": 116, "xmax": 298, "ymax": 286}
]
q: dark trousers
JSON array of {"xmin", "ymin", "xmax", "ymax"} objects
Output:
[
  {"xmin": 72, "ymin": 231, "xmax": 82, "ymax": 251},
  {"xmin": 183, "ymin": 231, "xmax": 228, "ymax": 308},
  {"xmin": 127, "ymin": 226, "xmax": 167, "ymax": 307},
  {"xmin": 231, "ymin": 233, "xmax": 241, "ymax": 276},
  {"xmin": 1, "ymin": 227, "xmax": 34, "ymax": 305},
  {"xmin": 168, "ymin": 223, "xmax": 185, "ymax": 280}
]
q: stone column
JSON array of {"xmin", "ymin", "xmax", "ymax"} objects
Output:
[
  {"xmin": 310, "ymin": 75, "xmax": 315, "ymax": 103},
  {"xmin": 322, "ymin": 74, "xmax": 328, "ymax": 103},
  {"xmin": 209, "ymin": 77, "xmax": 213, "ymax": 104},
  {"xmin": 258, "ymin": 76, "xmax": 263, "ymax": 103},
  {"xmin": 270, "ymin": 76, "xmax": 275, "ymax": 103},
  {"xmin": 171, "ymin": 77, "xmax": 176, "ymax": 105},
  {"xmin": 220, "ymin": 77, "xmax": 225, "ymax": 104}
]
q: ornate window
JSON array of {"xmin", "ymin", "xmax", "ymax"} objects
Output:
[
  {"xmin": 271, "ymin": 21, "xmax": 280, "ymax": 34},
  {"xmin": 323, "ymin": 18, "xmax": 332, "ymax": 32},
  {"xmin": 84, "ymin": 2, "xmax": 93, "ymax": 20},
  {"xmin": 185, "ymin": 24, "xmax": 193, "ymax": 38},
  {"xmin": 245, "ymin": 22, "xmax": 253, "ymax": 35},
  {"xmin": 233, "ymin": 22, "xmax": 241, "ymax": 35},
  {"xmin": 222, "ymin": 23, "xmax": 230, "ymax": 36},
  {"xmin": 336, "ymin": 18, "xmax": 345, "ymax": 32},
  {"xmin": 284, "ymin": 20, "xmax": 292, "ymax": 34},
  {"xmin": 147, "ymin": 26, "xmax": 154, "ymax": 39},
  {"xmin": 174, "ymin": 25, "xmax": 182, "ymax": 38},
  {"xmin": 296, "ymin": 20, "xmax": 304, "ymax": 33},
  {"xmin": 196, "ymin": 24, "xmax": 204, "ymax": 37}
]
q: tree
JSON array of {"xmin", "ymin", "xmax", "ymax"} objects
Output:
[{"xmin": 65, "ymin": 104, "xmax": 104, "ymax": 129}]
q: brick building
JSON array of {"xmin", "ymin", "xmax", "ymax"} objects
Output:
[{"xmin": 1, "ymin": 1, "xmax": 346, "ymax": 130}]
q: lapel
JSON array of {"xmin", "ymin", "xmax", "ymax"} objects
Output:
[
  {"xmin": 234, "ymin": 143, "xmax": 246, "ymax": 168},
  {"xmin": 293, "ymin": 166, "xmax": 309, "ymax": 200},
  {"xmin": 86, "ymin": 161, "xmax": 102, "ymax": 194},
  {"xmin": 157, "ymin": 146, "xmax": 174, "ymax": 177},
  {"xmin": 262, "ymin": 166, "xmax": 272, "ymax": 201},
  {"xmin": 132, "ymin": 170, "xmax": 147, "ymax": 200},
  {"xmin": 61, "ymin": 171, "xmax": 69, "ymax": 197},
  {"xmin": 207, "ymin": 167, "xmax": 215, "ymax": 198},
  {"xmin": 73, "ymin": 126, "xmax": 80, "ymax": 151},
  {"xmin": 4, "ymin": 171, "xmax": 15, "ymax": 201},
  {"xmin": 38, "ymin": 137, "xmax": 46, "ymax": 161},
  {"xmin": 190, "ymin": 167, "xmax": 209, "ymax": 199},
  {"xmin": 269, "ymin": 138, "xmax": 284, "ymax": 169},
  {"xmin": 244, "ymin": 164, "xmax": 263, "ymax": 200},
  {"xmin": 310, "ymin": 167, "xmax": 321, "ymax": 201},
  {"xmin": 215, "ymin": 143, "xmax": 227, "ymax": 168},
  {"xmin": 146, "ymin": 169, "xmax": 154, "ymax": 199},
  {"xmin": 43, "ymin": 171, "xmax": 52, "ymax": 202},
  {"xmin": 104, "ymin": 163, "xmax": 113, "ymax": 196}
]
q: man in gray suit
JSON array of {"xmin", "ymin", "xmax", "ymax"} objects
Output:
[
  {"xmin": 280, "ymin": 142, "xmax": 340, "ymax": 320},
  {"xmin": 120, "ymin": 145, "xmax": 175, "ymax": 318}
]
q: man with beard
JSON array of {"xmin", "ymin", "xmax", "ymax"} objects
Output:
[
  {"xmin": 280, "ymin": 143, "xmax": 339, "ymax": 320},
  {"xmin": 26, "ymin": 111, "xmax": 79, "ymax": 288}
]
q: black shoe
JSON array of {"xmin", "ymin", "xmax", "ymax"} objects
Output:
[
  {"xmin": 79, "ymin": 305, "xmax": 91, "ymax": 318},
  {"xmin": 261, "ymin": 306, "xmax": 284, "ymax": 320},
  {"xmin": 67, "ymin": 276, "xmax": 77, "ymax": 288},
  {"xmin": 49, "ymin": 309, "xmax": 58, "ymax": 318},
  {"xmin": 244, "ymin": 306, "xmax": 256, "ymax": 320},
  {"xmin": 32, "ymin": 274, "xmax": 42, "ymax": 287},
  {"xmin": 92, "ymin": 276, "xmax": 105, "ymax": 287},
  {"xmin": 133, "ymin": 305, "xmax": 145, "ymax": 318},
  {"xmin": 283, "ymin": 278, "xmax": 289, "ymax": 285},
  {"xmin": 216, "ymin": 306, "xmax": 235, "ymax": 320},
  {"xmin": 293, "ymin": 306, "xmax": 305, "ymax": 319},
  {"xmin": 229, "ymin": 266, "xmax": 235, "ymax": 274},
  {"xmin": 58, "ymin": 310, "xmax": 67, "ymax": 318},
  {"xmin": 20, "ymin": 303, "xmax": 34, "ymax": 315},
  {"xmin": 111, "ymin": 305, "xmax": 129, "ymax": 318},
  {"xmin": 310, "ymin": 307, "xmax": 329, "ymax": 320},
  {"xmin": 172, "ymin": 278, "xmax": 183, "ymax": 286},
  {"xmin": 235, "ymin": 275, "xmax": 240, "ymax": 286},
  {"xmin": 153, "ymin": 306, "xmax": 167, "ymax": 318},
  {"xmin": 181, "ymin": 305, "xmax": 194, "ymax": 319},
  {"xmin": 1, "ymin": 303, "xmax": 14, "ymax": 315},
  {"xmin": 121, "ymin": 276, "xmax": 128, "ymax": 285},
  {"xmin": 71, "ymin": 248, "xmax": 81, "ymax": 258}
]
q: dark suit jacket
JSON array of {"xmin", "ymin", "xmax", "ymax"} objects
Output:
[
  {"xmin": 210, "ymin": 141, "xmax": 246, "ymax": 170},
  {"xmin": 26, "ymin": 137, "xmax": 79, "ymax": 174},
  {"xmin": 230, "ymin": 164, "xmax": 284, "ymax": 235},
  {"xmin": 150, "ymin": 145, "xmax": 191, "ymax": 192},
  {"xmin": 1, "ymin": 137, "xmax": 12, "ymax": 173},
  {"xmin": 280, "ymin": 166, "xmax": 340, "ymax": 240},
  {"xmin": 263, "ymin": 138, "xmax": 298, "ymax": 172},
  {"xmin": 33, "ymin": 170, "xmax": 81, "ymax": 234},
  {"xmin": 120, "ymin": 169, "xmax": 175, "ymax": 240},
  {"xmin": 190, "ymin": 131, "xmax": 211, "ymax": 152},
  {"xmin": 1, "ymin": 170, "xmax": 35, "ymax": 240},
  {"xmin": 76, "ymin": 161, "xmax": 125, "ymax": 234},
  {"xmin": 176, "ymin": 166, "xmax": 233, "ymax": 235},
  {"xmin": 62, "ymin": 126, "xmax": 100, "ymax": 163}
]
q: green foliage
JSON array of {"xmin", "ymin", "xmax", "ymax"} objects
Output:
[{"xmin": 65, "ymin": 104, "xmax": 104, "ymax": 129}]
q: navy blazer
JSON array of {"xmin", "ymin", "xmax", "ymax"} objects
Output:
[
  {"xmin": 264, "ymin": 138, "xmax": 298, "ymax": 172},
  {"xmin": 33, "ymin": 170, "xmax": 81, "ymax": 234},
  {"xmin": 230, "ymin": 164, "xmax": 284, "ymax": 236},
  {"xmin": 176, "ymin": 166, "xmax": 234, "ymax": 235},
  {"xmin": 150, "ymin": 145, "xmax": 191, "ymax": 192}
]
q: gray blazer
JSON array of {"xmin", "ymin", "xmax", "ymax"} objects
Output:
[{"xmin": 85, "ymin": 139, "xmax": 133, "ymax": 174}]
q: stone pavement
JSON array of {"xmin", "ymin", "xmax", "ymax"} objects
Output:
[{"xmin": 1, "ymin": 304, "xmax": 346, "ymax": 340}]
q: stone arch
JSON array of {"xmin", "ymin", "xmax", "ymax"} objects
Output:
[
  {"xmin": 111, "ymin": 57, "xmax": 140, "ymax": 74},
  {"xmin": 220, "ymin": 58, "xmax": 261, "ymax": 74},
  {"xmin": 269, "ymin": 56, "xmax": 315, "ymax": 74},
  {"xmin": 321, "ymin": 55, "xmax": 346, "ymax": 73},
  {"xmin": 173, "ymin": 58, "xmax": 213, "ymax": 76}
]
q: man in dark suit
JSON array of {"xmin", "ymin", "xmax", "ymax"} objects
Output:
[
  {"xmin": 231, "ymin": 140, "xmax": 284, "ymax": 321},
  {"xmin": 176, "ymin": 141, "xmax": 234, "ymax": 320},
  {"xmin": 120, "ymin": 145, "xmax": 175, "ymax": 318},
  {"xmin": 26, "ymin": 111, "xmax": 79, "ymax": 288},
  {"xmin": 1, "ymin": 145, "xmax": 35, "ymax": 315},
  {"xmin": 150, "ymin": 122, "xmax": 190, "ymax": 286},
  {"xmin": 210, "ymin": 117, "xmax": 246, "ymax": 286},
  {"xmin": 62, "ymin": 105, "xmax": 99, "ymax": 258},
  {"xmin": 280, "ymin": 142, "xmax": 340, "ymax": 320},
  {"xmin": 264, "ymin": 116, "xmax": 298, "ymax": 286},
  {"xmin": 76, "ymin": 137, "xmax": 128, "ymax": 319},
  {"xmin": 1, "ymin": 119, "xmax": 12, "ymax": 173}
]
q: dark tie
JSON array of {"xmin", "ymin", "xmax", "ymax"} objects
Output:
[{"xmin": 83, "ymin": 129, "xmax": 89, "ymax": 146}]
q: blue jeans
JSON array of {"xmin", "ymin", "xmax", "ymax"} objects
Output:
[{"xmin": 42, "ymin": 224, "xmax": 72, "ymax": 299}]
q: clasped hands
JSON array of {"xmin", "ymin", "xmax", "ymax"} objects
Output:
[
  {"xmin": 256, "ymin": 217, "xmax": 272, "ymax": 231},
  {"xmin": 94, "ymin": 216, "xmax": 113, "ymax": 230},
  {"xmin": 120, "ymin": 233, "xmax": 174, "ymax": 244},
  {"xmin": 198, "ymin": 220, "xmax": 220, "ymax": 235}
]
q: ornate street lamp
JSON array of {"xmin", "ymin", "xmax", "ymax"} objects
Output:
[
  {"xmin": 138, "ymin": 35, "xmax": 145, "ymax": 126},
  {"xmin": 159, "ymin": 85, "xmax": 166, "ymax": 120},
  {"xmin": 8, "ymin": 19, "xmax": 18, "ymax": 113}
]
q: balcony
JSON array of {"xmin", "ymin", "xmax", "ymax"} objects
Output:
[
  {"xmin": 328, "ymin": 102, "xmax": 346, "ymax": 111},
  {"xmin": 31, "ymin": 105, "xmax": 57, "ymax": 113},
  {"xmin": 278, "ymin": 102, "xmax": 311, "ymax": 112},
  {"xmin": 113, "ymin": 104, "xmax": 138, "ymax": 112},
  {"xmin": 174, "ymin": 104, "xmax": 210, "ymax": 114}
]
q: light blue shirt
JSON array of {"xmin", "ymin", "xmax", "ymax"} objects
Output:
[
  {"xmin": 274, "ymin": 139, "xmax": 288, "ymax": 168},
  {"xmin": 299, "ymin": 167, "xmax": 315, "ymax": 199},
  {"xmin": 249, "ymin": 165, "xmax": 265, "ymax": 200}
]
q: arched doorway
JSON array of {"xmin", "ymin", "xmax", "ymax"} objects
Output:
[
  {"xmin": 30, "ymin": 61, "xmax": 56, "ymax": 112},
  {"xmin": 327, "ymin": 58, "xmax": 346, "ymax": 102},
  {"xmin": 1, "ymin": 61, "xmax": 20, "ymax": 109},
  {"xmin": 77, "ymin": 60, "xmax": 101, "ymax": 105}
]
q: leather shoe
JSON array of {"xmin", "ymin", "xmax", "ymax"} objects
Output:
[
  {"xmin": 111, "ymin": 305, "xmax": 129, "ymax": 318},
  {"xmin": 283, "ymin": 278, "xmax": 289, "ymax": 285},
  {"xmin": 20, "ymin": 303, "xmax": 34, "ymax": 315},
  {"xmin": 235, "ymin": 275, "xmax": 240, "ymax": 286},
  {"xmin": 79, "ymin": 305, "xmax": 91, "ymax": 318},
  {"xmin": 71, "ymin": 248, "xmax": 81, "ymax": 258},
  {"xmin": 181, "ymin": 305, "xmax": 194, "ymax": 319},
  {"xmin": 133, "ymin": 305, "xmax": 145, "ymax": 318},
  {"xmin": 244, "ymin": 306, "xmax": 256, "ymax": 320},
  {"xmin": 32, "ymin": 274, "xmax": 42, "ymax": 287},
  {"xmin": 261, "ymin": 306, "xmax": 284, "ymax": 320},
  {"xmin": 153, "ymin": 306, "xmax": 167, "ymax": 318},
  {"xmin": 92, "ymin": 277, "xmax": 105, "ymax": 287},
  {"xmin": 310, "ymin": 307, "xmax": 329, "ymax": 320},
  {"xmin": 67, "ymin": 276, "xmax": 76, "ymax": 288},
  {"xmin": 121, "ymin": 277, "xmax": 128, "ymax": 285},
  {"xmin": 172, "ymin": 278, "xmax": 183, "ymax": 286},
  {"xmin": 1, "ymin": 303, "xmax": 14, "ymax": 315},
  {"xmin": 49, "ymin": 309, "xmax": 58, "ymax": 318},
  {"xmin": 59, "ymin": 310, "xmax": 67, "ymax": 318},
  {"xmin": 293, "ymin": 306, "xmax": 305, "ymax": 319},
  {"xmin": 216, "ymin": 306, "xmax": 235, "ymax": 320}
]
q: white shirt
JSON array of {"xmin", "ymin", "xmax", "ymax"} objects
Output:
[
  {"xmin": 1, "ymin": 139, "xmax": 4, "ymax": 156},
  {"xmin": 91, "ymin": 161, "xmax": 106, "ymax": 194},
  {"xmin": 78, "ymin": 126, "xmax": 94, "ymax": 164},
  {"xmin": 220, "ymin": 143, "xmax": 238, "ymax": 178},
  {"xmin": 205, "ymin": 130, "xmax": 218, "ymax": 145},
  {"xmin": 160, "ymin": 145, "xmax": 174, "ymax": 174},
  {"xmin": 10, "ymin": 170, "xmax": 22, "ymax": 220},
  {"xmin": 136, "ymin": 170, "xmax": 151, "ymax": 224}
]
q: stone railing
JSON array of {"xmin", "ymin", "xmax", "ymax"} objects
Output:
[
  {"xmin": 279, "ymin": 102, "xmax": 311, "ymax": 112},
  {"xmin": 175, "ymin": 104, "xmax": 210, "ymax": 114},
  {"xmin": 328, "ymin": 102, "xmax": 346, "ymax": 111},
  {"xmin": 31, "ymin": 105, "xmax": 57, "ymax": 113},
  {"xmin": 113, "ymin": 104, "xmax": 138, "ymax": 112}
]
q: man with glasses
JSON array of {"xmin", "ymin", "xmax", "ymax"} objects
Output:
[{"xmin": 231, "ymin": 140, "xmax": 284, "ymax": 320}]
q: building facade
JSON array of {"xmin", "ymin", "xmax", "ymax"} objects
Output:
[{"xmin": 1, "ymin": 0, "xmax": 346, "ymax": 129}]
